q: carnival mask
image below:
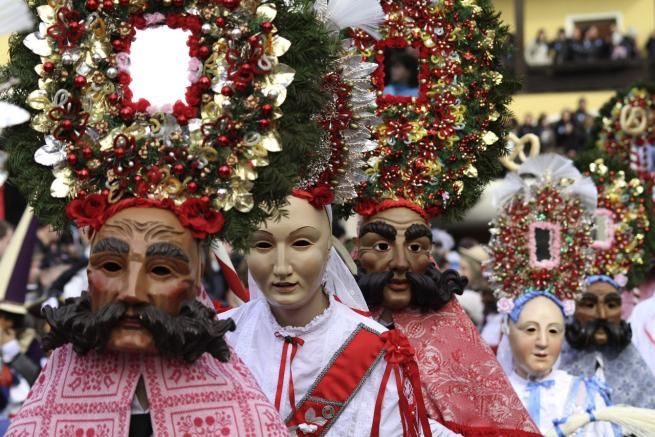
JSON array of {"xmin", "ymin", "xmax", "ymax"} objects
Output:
[
  {"xmin": 42, "ymin": 207, "xmax": 234, "ymax": 363},
  {"xmin": 247, "ymin": 196, "xmax": 331, "ymax": 322},
  {"xmin": 566, "ymin": 280, "xmax": 631, "ymax": 351},
  {"xmin": 508, "ymin": 296, "xmax": 565, "ymax": 379},
  {"xmin": 356, "ymin": 207, "xmax": 464, "ymax": 312}
]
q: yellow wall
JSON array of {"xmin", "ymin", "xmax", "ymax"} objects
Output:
[
  {"xmin": 0, "ymin": 36, "xmax": 9, "ymax": 65},
  {"xmin": 493, "ymin": 0, "xmax": 516, "ymax": 33},
  {"xmin": 509, "ymin": 89, "xmax": 615, "ymax": 121}
]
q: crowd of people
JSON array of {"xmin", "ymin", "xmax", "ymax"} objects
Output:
[
  {"xmin": 509, "ymin": 97, "xmax": 594, "ymax": 157},
  {"xmin": 525, "ymin": 25, "xmax": 640, "ymax": 66}
]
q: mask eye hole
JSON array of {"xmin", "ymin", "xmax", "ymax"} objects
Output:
[
  {"xmin": 254, "ymin": 241, "xmax": 273, "ymax": 249},
  {"xmin": 102, "ymin": 262, "xmax": 122, "ymax": 272},
  {"xmin": 373, "ymin": 242, "xmax": 390, "ymax": 251},
  {"xmin": 408, "ymin": 243, "xmax": 423, "ymax": 253},
  {"xmin": 151, "ymin": 266, "xmax": 172, "ymax": 277},
  {"xmin": 292, "ymin": 239, "xmax": 311, "ymax": 247}
]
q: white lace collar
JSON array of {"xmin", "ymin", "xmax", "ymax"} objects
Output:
[{"xmin": 262, "ymin": 291, "xmax": 337, "ymax": 338}]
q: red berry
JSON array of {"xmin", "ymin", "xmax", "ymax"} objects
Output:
[
  {"xmin": 172, "ymin": 0, "xmax": 183, "ymax": 6},
  {"xmin": 198, "ymin": 46, "xmax": 210, "ymax": 58},
  {"xmin": 82, "ymin": 147, "xmax": 93, "ymax": 159},
  {"xmin": 215, "ymin": 17, "xmax": 226, "ymax": 27},
  {"xmin": 217, "ymin": 135, "xmax": 230, "ymax": 147},
  {"xmin": 119, "ymin": 106, "xmax": 134, "ymax": 121},
  {"xmin": 221, "ymin": 86, "xmax": 233, "ymax": 97},
  {"xmin": 257, "ymin": 119, "xmax": 270, "ymax": 129},
  {"xmin": 260, "ymin": 21, "xmax": 273, "ymax": 33},
  {"xmin": 218, "ymin": 165, "xmax": 231, "ymax": 179},
  {"xmin": 261, "ymin": 103, "xmax": 273, "ymax": 115},
  {"xmin": 198, "ymin": 76, "xmax": 211, "ymax": 89},
  {"xmin": 61, "ymin": 119, "xmax": 73, "ymax": 130},
  {"xmin": 103, "ymin": 0, "xmax": 114, "ymax": 10},
  {"xmin": 73, "ymin": 75, "xmax": 87, "ymax": 88},
  {"xmin": 43, "ymin": 62, "xmax": 55, "ymax": 73},
  {"xmin": 85, "ymin": 0, "xmax": 98, "ymax": 10},
  {"xmin": 111, "ymin": 39, "xmax": 123, "ymax": 51},
  {"xmin": 222, "ymin": 0, "xmax": 239, "ymax": 10},
  {"xmin": 68, "ymin": 21, "xmax": 79, "ymax": 31},
  {"xmin": 234, "ymin": 81, "xmax": 248, "ymax": 93},
  {"xmin": 114, "ymin": 147, "xmax": 125, "ymax": 159},
  {"xmin": 173, "ymin": 164, "xmax": 185, "ymax": 175},
  {"xmin": 107, "ymin": 93, "xmax": 119, "ymax": 104},
  {"xmin": 77, "ymin": 168, "xmax": 90, "ymax": 179},
  {"xmin": 187, "ymin": 181, "xmax": 198, "ymax": 192},
  {"xmin": 67, "ymin": 153, "xmax": 78, "ymax": 165}
]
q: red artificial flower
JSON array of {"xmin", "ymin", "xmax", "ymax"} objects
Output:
[
  {"xmin": 291, "ymin": 185, "xmax": 334, "ymax": 209},
  {"xmin": 353, "ymin": 199, "xmax": 378, "ymax": 217},
  {"xmin": 177, "ymin": 198, "xmax": 225, "ymax": 239},
  {"xmin": 65, "ymin": 193, "xmax": 109, "ymax": 230}
]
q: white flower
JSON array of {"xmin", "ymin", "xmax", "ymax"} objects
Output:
[{"xmin": 562, "ymin": 299, "xmax": 576, "ymax": 317}]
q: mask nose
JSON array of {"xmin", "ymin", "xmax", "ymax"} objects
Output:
[
  {"xmin": 272, "ymin": 246, "xmax": 292, "ymax": 278},
  {"xmin": 389, "ymin": 242, "xmax": 409, "ymax": 275},
  {"xmin": 118, "ymin": 262, "xmax": 149, "ymax": 306}
]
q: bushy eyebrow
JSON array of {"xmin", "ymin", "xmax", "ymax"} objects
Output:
[
  {"xmin": 358, "ymin": 221, "xmax": 397, "ymax": 240},
  {"xmin": 404, "ymin": 224, "xmax": 432, "ymax": 242},
  {"xmin": 92, "ymin": 237, "xmax": 129, "ymax": 255},
  {"xmin": 146, "ymin": 242, "xmax": 189, "ymax": 263}
]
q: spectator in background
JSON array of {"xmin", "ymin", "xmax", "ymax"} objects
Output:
[
  {"xmin": 574, "ymin": 97, "xmax": 588, "ymax": 125},
  {"xmin": 525, "ymin": 28, "xmax": 551, "ymax": 66},
  {"xmin": 383, "ymin": 50, "xmax": 419, "ymax": 97},
  {"xmin": 569, "ymin": 27, "xmax": 587, "ymax": 62},
  {"xmin": 537, "ymin": 113, "xmax": 556, "ymax": 151},
  {"xmin": 583, "ymin": 25, "xmax": 608, "ymax": 60},
  {"xmin": 550, "ymin": 28, "xmax": 570, "ymax": 64},
  {"xmin": 517, "ymin": 112, "xmax": 537, "ymax": 137},
  {"xmin": 554, "ymin": 109, "xmax": 577, "ymax": 155}
]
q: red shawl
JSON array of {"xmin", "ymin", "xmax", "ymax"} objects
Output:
[{"xmin": 374, "ymin": 299, "xmax": 540, "ymax": 436}]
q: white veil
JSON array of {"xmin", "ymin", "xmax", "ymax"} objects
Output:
[{"xmin": 246, "ymin": 204, "xmax": 369, "ymax": 313}]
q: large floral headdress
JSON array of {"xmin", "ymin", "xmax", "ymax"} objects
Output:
[
  {"xmin": 349, "ymin": 0, "xmax": 517, "ymax": 221},
  {"xmin": 584, "ymin": 158, "xmax": 649, "ymax": 288},
  {"xmin": 1, "ymin": 0, "xmax": 379, "ymax": 249},
  {"xmin": 489, "ymin": 154, "xmax": 598, "ymax": 317}
]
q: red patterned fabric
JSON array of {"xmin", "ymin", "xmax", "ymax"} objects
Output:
[
  {"xmin": 6, "ymin": 344, "xmax": 287, "ymax": 436},
  {"xmin": 374, "ymin": 299, "xmax": 541, "ymax": 436}
]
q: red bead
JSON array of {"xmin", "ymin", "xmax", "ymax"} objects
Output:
[
  {"xmin": 82, "ymin": 147, "xmax": 93, "ymax": 158},
  {"xmin": 257, "ymin": 119, "xmax": 270, "ymax": 129},
  {"xmin": 73, "ymin": 75, "xmax": 87, "ymax": 88},
  {"xmin": 67, "ymin": 153, "xmax": 78, "ymax": 165},
  {"xmin": 85, "ymin": 0, "xmax": 98, "ymax": 10},
  {"xmin": 114, "ymin": 147, "xmax": 125, "ymax": 159},
  {"xmin": 217, "ymin": 135, "xmax": 230, "ymax": 147},
  {"xmin": 43, "ymin": 62, "xmax": 55, "ymax": 73},
  {"xmin": 198, "ymin": 46, "xmax": 210, "ymax": 58},
  {"xmin": 260, "ymin": 21, "xmax": 273, "ymax": 33},
  {"xmin": 234, "ymin": 81, "xmax": 248, "ymax": 93},
  {"xmin": 103, "ymin": 0, "xmax": 114, "ymax": 10},
  {"xmin": 173, "ymin": 164, "xmax": 185, "ymax": 175},
  {"xmin": 218, "ymin": 165, "xmax": 231, "ymax": 179},
  {"xmin": 111, "ymin": 39, "xmax": 123, "ymax": 51},
  {"xmin": 215, "ymin": 17, "xmax": 226, "ymax": 27},
  {"xmin": 201, "ymin": 196, "xmax": 210, "ymax": 204},
  {"xmin": 107, "ymin": 93, "xmax": 119, "ymax": 104},
  {"xmin": 119, "ymin": 106, "xmax": 134, "ymax": 121},
  {"xmin": 61, "ymin": 119, "xmax": 73, "ymax": 130},
  {"xmin": 222, "ymin": 0, "xmax": 239, "ymax": 10},
  {"xmin": 198, "ymin": 76, "xmax": 211, "ymax": 89},
  {"xmin": 176, "ymin": 114, "xmax": 188, "ymax": 125},
  {"xmin": 68, "ymin": 21, "xmax": 79, "ymax": 31},
  {"xmin": 221, "ymin": 86, "xmax": 233, "ymax": 96},
  {"xmin": 187, "ymin": 181, "xmax": 198, "ymax": 193},
  {"xmin": 77, "ymin": 168, "xmax": 90, "ymax": 179},
  {"xmin": 248, "ymin": 35, "xmax": 259, "ymax": 45},
  {"xmin": 261, "ymin": 103, "xmax": 273, "ymax": 115},
  {"xmin": 172, "ymin": 0, "xmax": 183, "ymax": 5}
]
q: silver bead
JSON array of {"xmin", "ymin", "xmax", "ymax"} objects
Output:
[
  {"xmin": 229, "ymin": 28, "xmax": 242, "ymax": 40},
  {"xmin": 62, "ymin": 53, "xmax": 73, "ymax": 65},
  {"xmin": 201, "ymin": 23, "xmax": 212, "ymax": 34},
  {"xmin": 106, "ymin": 67, "xmax": 118, "ymax": 79},
  {"xmin": 128, "ymin": 161, "xmax": 134, "ymax": 167},
  {"xmin": 221, "ymin": 99, "xmax": 233, "ymax": 110},
  {"xmin": 91, "ymin": 53, "xmax": 102, "ymax": 64}
]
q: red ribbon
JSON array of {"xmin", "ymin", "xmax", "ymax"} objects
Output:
[{"xmin": 274, "ymin": 333, "xmax": 305, "ymax": 418}]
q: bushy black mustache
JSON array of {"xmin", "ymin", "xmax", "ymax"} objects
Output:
[
  {"xmin": 42, "ymin": 292, "xmax": 235, "ymax": 363},
  {"xmin": 565, "ymin": 318, "xmax": 632, "ymax": 352},
  {"xmin": 358, "ymin": 264, "xmax": 466, "ymax": 312}
]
